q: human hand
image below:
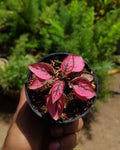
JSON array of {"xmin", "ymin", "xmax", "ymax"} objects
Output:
[
  {"xmin": 49, "ymin": 118, "xmax": 83, "ymax": 150},
  {"xmin": 2, "ymin": 86, "xmax": 83, "ymax": 150}
]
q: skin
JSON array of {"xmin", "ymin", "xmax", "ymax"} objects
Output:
[{"xmin": 2, "ymin": 86, "xmax": 83, "ymax": 150}]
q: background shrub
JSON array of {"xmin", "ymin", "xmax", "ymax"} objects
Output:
[
  {"xmin": 0, "ymin": 0, "xmax": 120, "ymax": 99},
  {"xmin": 0, "ymin": 34, "xmax": 36, "ymax": 90}
]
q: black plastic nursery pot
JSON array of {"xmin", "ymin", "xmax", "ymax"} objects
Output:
[{"xmin": 25, "ymin": 52, "xmax": 99, "ymax": 124}]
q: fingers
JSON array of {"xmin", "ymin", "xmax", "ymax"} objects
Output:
[
  {"xmin": 13, "ymin": 85, "xmax": 27, "ymax": 121},
  {"xmin": 62, "ymin": 118, "xmax": 83, "ymax": 135},
  {"xmin": 50, "ymin": 118, "xmax": 83, "ymax": 137},
  {"xmin": 19, "ymin": 85, "xmax": 26, "ymax": 104},
  {"xmin": 49, "ymin": 133, "xmax": 78, "ymax": 150},
  {"xmin": 49, "ymin": 119, "xmax": 83, "ymax": 150},
  {"xmin": 17, "ymin": 85, "xmax": 27, "ymax": 111}
]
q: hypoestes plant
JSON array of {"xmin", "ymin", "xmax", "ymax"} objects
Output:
[{"xmin": 29, "ymin": 54, "xmax": 96, "ymax": 120}]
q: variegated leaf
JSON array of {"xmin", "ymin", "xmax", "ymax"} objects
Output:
[
  {"xmin": 47, "ymin": 95, "xmax": 58, "ymax": 120},
  {"xmin": 29, "ymin": 77, "xmax": 48, "ymax": 90},
  {"xmin": 29, "ymin": 62, "xmax": 54, "ymax": 80},
  {"xmin": 52, "ymin": 80, "xmax": 65, "ymax": 104},
  {"xmin": 57, "ymin": 95, "xmax": 65, "ymax": 117},
  {"xmin": 80, "ymin": 72, "xmax": 94, "ymax": 82},
  {"xmin": 72, "ymin": 77, "xmax": 96, "ymax": 100},
  {"xmin": 61, "ymin": 54, "xmax": 74, "ymax": 75},
  {"xmin": 72, "ymin": 55, "xmax": 85, "ymax": 72},
  {"xmin": 47, "ymin": 95, "xmax": 65, "ymax": 120}
]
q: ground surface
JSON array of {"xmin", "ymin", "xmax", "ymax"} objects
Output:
[
  {"xmin": 77, "ymin": 73, "xmax": 120, "ymax": 150},
  {"xmin": 0, "ymin": 73, "xmax": 120, "ymax": 150}
]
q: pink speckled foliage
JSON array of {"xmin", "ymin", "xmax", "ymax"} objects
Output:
[{"xmin": 29, "ymin": 54, "xmax": 96, "ymax": 120}]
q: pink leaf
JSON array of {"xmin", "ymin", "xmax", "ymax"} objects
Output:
[
  {"xmin": 80, "ymin": 73, "xmax": 94, "ymax": 82},
  {"xmin": 72, "ymin": 55, "xmax": 85, "ymax": 72},
  {"xmin": 29, "ymin": 62, "xmax": 54, "ymax": 80},
  {"xmin": 47, "ymin": 95, "xmax": 65, "ymax": 120},
  {"xmin": 57, "ymin": 95, "xmax": 65, "ymax": 117},
  {"xmin": 47, "ymin": 95, "xmax": 58, "ymax": 120},
  {"xmin": 29, "ymin": 77, "xmax": 48, "ymax": 90},
  {"xmin": 52, "ymin": 80, "xmax": 65, "ymax": 104},
  {"xmin": 72, "ymin": 77, "xmax": 96, "ymax": 100},
  {"xmin": 61, "ymin": 54, "xmax": 74, "ymax": 75}
]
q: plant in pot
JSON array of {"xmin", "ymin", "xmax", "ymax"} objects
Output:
[{"xmin": 25, "ymin": 53, "xmax": 98, "ymax": 123}]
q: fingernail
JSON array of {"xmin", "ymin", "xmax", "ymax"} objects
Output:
[
  {"xmin": 49, "ymin": 141, "xmax": 60, "ymax": 150},
  {"xmin": 50, "ymin": 127, "xmax": 63, "ymax": 137}
]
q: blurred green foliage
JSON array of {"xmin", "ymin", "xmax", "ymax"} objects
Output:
[
  {"xmin": 0, "ymin": 34, "xmax": 36, "ymax": 90},
  {"xmin": 86, "ymin": 0, "xmax": 120, "ymax": 20},
  {"xmin": 0, "ymin": 0, "xmax": 120, "ymax": 98}
]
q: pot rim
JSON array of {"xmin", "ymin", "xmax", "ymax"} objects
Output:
[{"xmin": 25, "ymin": 52, "xmax": 99, "ymax": 124}]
